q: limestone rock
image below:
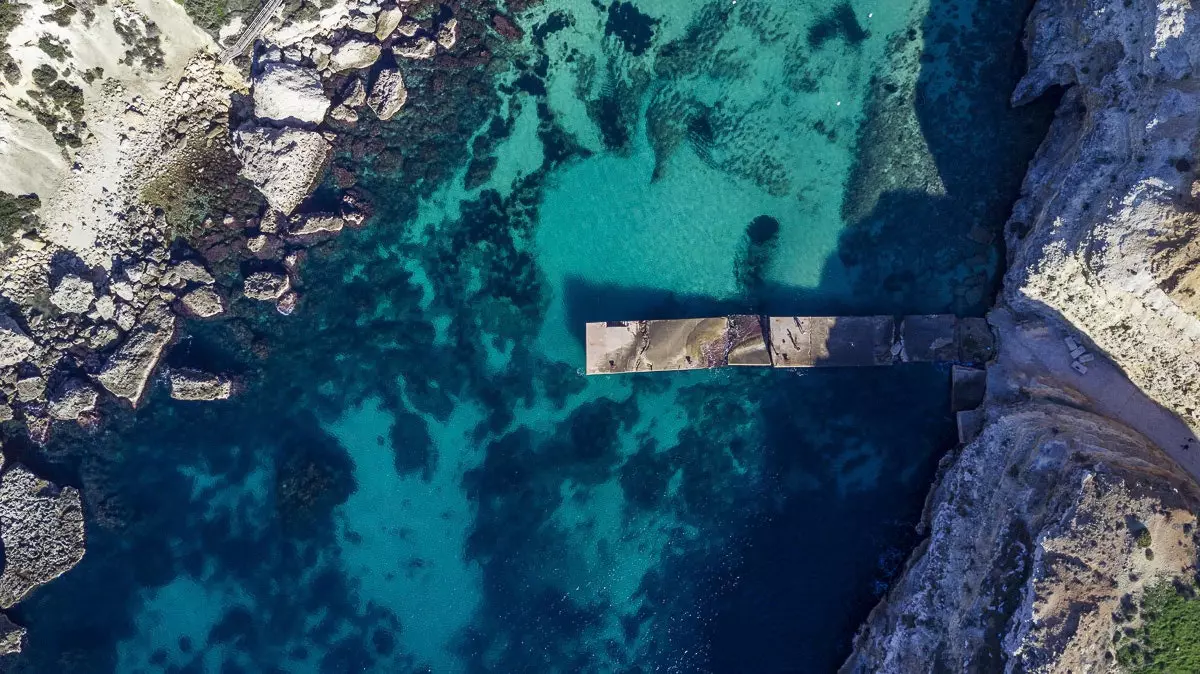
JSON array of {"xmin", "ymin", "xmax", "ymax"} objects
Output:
[
  {"xmin": 276, "ymin": 290, "xmax": 299, "ymax": 315},
  {"xmin": 329, "ymin": 106, "xmax": 359, "ymax": 124},
  {"xmin": 329, "ymin": 40, "xmax": 382, "ymax": 72},
  {"xmin": 437, "ymin": 17, "xmax": 458, "ymax": 50},
  {"xmin": 178, "ymin": 287, "xmax": 225, "ymax": 318},
  {"xmin": 0, "ymin": 317, "xmax": 35, "ymax": 369},
  {"xmin": 0, "ymin": 464, "xmax": 86, "ymax": 608},
  {"xmin": 348, "ymin": 13, "xmax": 377, "ymax": 34},
  {"xmin": 0, "ymin": 614, "xmax": 24, "ymax": 656},
  {"xmin": 394, "ymin": 37, "xmax": 436, "ymax": 60},
  {"xmin": 49, "ymin": 275, "xmax": 95, "ymax": 314},
  {"xmin": 289, "ymin": 213, "xmax": 345, "ymax": 237},
  {"xmin": 14, "ymin": 376, "xmax": 45, "ymax": 403},
  {"xmin": 48, "ymin": 380, "xmax": 98, "ymax": 421},
  {"xmin": 1004, "ymin": 0, "xmax": 1200, "ymax": 430},
  {"xmin": 843, "ymin": 400, "xmax": 1200, "ymax": 673},
  {"xmin": 233, "ymin": 126, "xmax": 332, "ymax": 215},
  {"xmin": 375, "ymin": 7, "xmax": 403, "ymax": 40},
  {"xmin": 243, "ymin": 271, "xmax": 291, "ymax": 302},
  {"xmin": 252, "ymin": 62, "xmax": 331, "ymax": 125},
  {"xmin": 95, "ymin": 305, "xmax": 176, "ymax": 406},
  {"xmin": 341, "ymin": 78, "xmax": 367, "ymax": 108},
  {"xmin": 367, "ymin": 69, "xmax": 408, "ymax": 121},
  {"xmin": 168, "ymin": 369, "xmax": 233, "ymax": 401},
  {"xmin": 172, "ymin": 260, "xmax": 215, "ymax": 285}
]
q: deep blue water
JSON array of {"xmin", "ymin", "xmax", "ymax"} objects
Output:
[{"xmin": 5, "ymin": 0, "xmax": 1057, "ymax": 672}]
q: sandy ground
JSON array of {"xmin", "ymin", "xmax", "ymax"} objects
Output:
[{"xmin": 992, "ymin": 308, "xmax": 1200, "ymax": 480}]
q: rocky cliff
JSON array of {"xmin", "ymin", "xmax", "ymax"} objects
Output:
[
  {"xmin": 1006, "ymin": 0, "xmax": 1200, "ymax": 430},
  {"xmin": 845, "ymin": 0, "xmax": 1200, "ymax": 670}
]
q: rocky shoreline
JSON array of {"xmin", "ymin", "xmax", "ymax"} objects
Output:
[
  {"xmin": 843, "ymin": 0, "xmax": 1200, "ymax": 670},
  {"xmin": 0, "ymin": 0, "xmax": 1197, "ymax": 667}
]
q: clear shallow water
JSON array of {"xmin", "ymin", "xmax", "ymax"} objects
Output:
[{"xmin": 7, "ymin": 0, "xmax": 1056, "ymax": 672}]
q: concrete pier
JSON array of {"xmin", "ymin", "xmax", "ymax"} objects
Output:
[
  {"xmin": 585, "ymin": 313, "xmax": 994, "ymax": 375},
  {"xmin": 768, "ymin": 316, "xmax": 896, "ymax": 368}
]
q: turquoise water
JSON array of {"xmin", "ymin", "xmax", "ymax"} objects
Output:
[{"xmin": 7, "ymin": 0, "xmax": 1056, "ymax": 672}]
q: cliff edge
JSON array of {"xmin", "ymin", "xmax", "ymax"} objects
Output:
[{"xmin": 845, "ymin": 0, "xmax": 1200, "ymax": 670}]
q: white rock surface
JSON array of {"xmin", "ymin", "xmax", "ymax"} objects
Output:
[
  {"xmin": 233, "ymin": 126, "xmax": 332, "ymax": 215},
  {"xmin": 178, "ymin": 287, "xmax": 226, "ymax": 318},
  {"xmin": 168, "ymin": 368, "xmax": 233, "ymax": 401},
  {"xmin": 0, "ymin": 317, "xmax": 36, "ymax": 368},
  {"xmin": 329, "ymin": 40, "xmax": 382, "ymax": 72},
  {"xmin": 0, "ymin": 463, "xmax": 86, "ymax": 608},
  {"xmin": 243, "ymin": 271, "xmax": 291, "ymax": 301},
  {"xmin": 95, "ymin": 303, "xmax": 176, "ymax": 406},
  {"xmin": 1004, "ymin": 0, "xmax": 1200, "ymax": 430},
  {"xmin": 49, "ymin": 275, "xmax": 96, "ymax": 314},
  {"xmin": 367, "ymin": 69, "xmax": 408, "ymax": 121},
  {"xmin": 394, "ymin": 38, "xmax": 436, "ymax": 60},
  {"xmin": 48, "ymin": 380, "xmax": 99, "ymax": 421},
  {"xmin": 252, "ymin": 62, "xmax": 331, "ymax": 125}
]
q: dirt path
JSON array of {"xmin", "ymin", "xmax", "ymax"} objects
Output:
[{"xmin": 991, "ymin": 308, "xmax": 1200, "ymax": 479}]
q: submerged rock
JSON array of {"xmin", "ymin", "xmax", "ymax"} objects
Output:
[
  {"xmin": 0, "ymin": 463, "xmax": 86, "ymax": 608},
  {"xmin": 252, "ymin": 62, "xmax": 331, "ymax": 125},
  {"xmin": 168, "ymin": 368, "xmax": 233, "ymax": 401},
  {"xmin": 243, "ymin": 271, "xmax": 291, "ymax": 301},
  {"xmin": 367, "ymin": 69, "xmax": 408, "ymax": 121},
  {"xmin": 233, "ymin": 126, "xmax": 332, "ymax": 215},
  {"xmin": 95, "ymin": 304, "xmax": 176, "ymax": 406},
  {"xmin": 172, "ymin": 260, "xmax": 215, "ymax": 285}
]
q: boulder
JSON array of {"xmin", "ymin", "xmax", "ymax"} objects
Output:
[
  {"xmin": 13, "ymin": 376, "xmax": 45, "ymax": 403},
  {"xmin": 329, "ymin": 40, "xmax": 382, "ymax": 72},
  {"xmin": 348, "ymin": 13, "xmax": 377, "ymax": 34},
  {"xmin": 253, "ymin": 62, "xmax": 331, "ymax": 125},
  {"xmin": 375, "ymin": 7, "xmax": 404, "ymax": 40},
  {"xmin": 49, "ymin": 275, "xmax": 95, "ymax": 314},
  {"xmin": 48, "ymin": 380, "xmax": 98, "ymax": 421},
  {"xmin": 233, "ymin": 126, "xmax": 332, "ymax": 215},
  {"xmin": 436, "ymin": 17, "xmax": 458, "ymax": 50},
  {"xmin": 394, "ymin": 37, "xmax": 436, "ymax": 60},
  {"xmin": 289, "ymin": 213, "xmax": 345, "ymax": 237},
  {"xmin": 329, "ymin": 106, "xmax": 359, "ymax": 124},
  {"xmin": 178, "ymin": 287, "xmax": 225, "ymax": 318},
  {"xmin": 367, "ymin": 69, "xmax": 408, "ymax": 121},
  {"xmin": 94, "ymin": 304, "xmax": 176, "ymax": 406},
  {"xmin": 0, "ymin": 614, "xmax": 24, "ymax": 656},
  {"xmin": 168, "ymin": 369, "xmax": 233, "ymax": 401},
  {"xmin": 0, "ymin": 463, "xmax": 86, "ymax": 608},
  {"xmin": 0, "ymin": 316, "xmax": 35, "ymax": 368},
  {"xmin": 243, "ymin": 271, "xmax": 291, "ymax": 301},
  {"xmin": 172, "ymin": 260, "xmax": 215, "ymax": 285},
  {"xmin": 341, "ymin": 78, "xmax": 367, "ymax": 107}
]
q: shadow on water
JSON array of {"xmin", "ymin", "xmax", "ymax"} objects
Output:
[{"xmin": 2, "ymin": 0, "xmax": 1065, "ymax": 673}]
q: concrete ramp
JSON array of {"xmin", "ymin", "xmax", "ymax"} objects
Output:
[
  {"xmin": 768, "ymin": 316, "xmax": 896, "ymax": 368},
  {"xmin": 585, "ymin": 317, "xmax": 767, "ymax": 374}
]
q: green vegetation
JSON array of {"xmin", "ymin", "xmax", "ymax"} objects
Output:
[
  {"xmin": 1117, "ymin": 581, "xmax": 1200, "ymax": 673},
  {"xmin": 1137, "ymin": 528, "xmax": 1153, "ymax": 549},
  {"xmin": 36, "ymin": 34, "xmax": 71, "ymax": 61},
  {"xmin": 21, "ymin": 64, "xmax": 86, "ymax": 148},
  {"xmin": 0, "ymin": 192, "xmax": 40, "ymax": 243},
  {"xmin": 0, "ymin": 1, "xmax": 27, "ymax": 83},
  {"xmin": 112, "ymin": 14, "xmax": 164, "ymax": 70}
]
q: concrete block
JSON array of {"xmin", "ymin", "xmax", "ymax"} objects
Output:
[
  {"xmin": 727, "ymin": 315, "xmax": 772, "ymax": 366},
  {"xmin": 958, "ymin": 317, "xmax": 995, "ymax": 363},
  {"xmin": 900, "ymin": 314, "xmax": 957, "ymax": 362},
  {"xmin": 951, "ymin": 365, "xmax": 987, "ymax": 413},
  {"xmin": 769, "ymin": 316, "xmax": 895, "ymax": 367}
]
